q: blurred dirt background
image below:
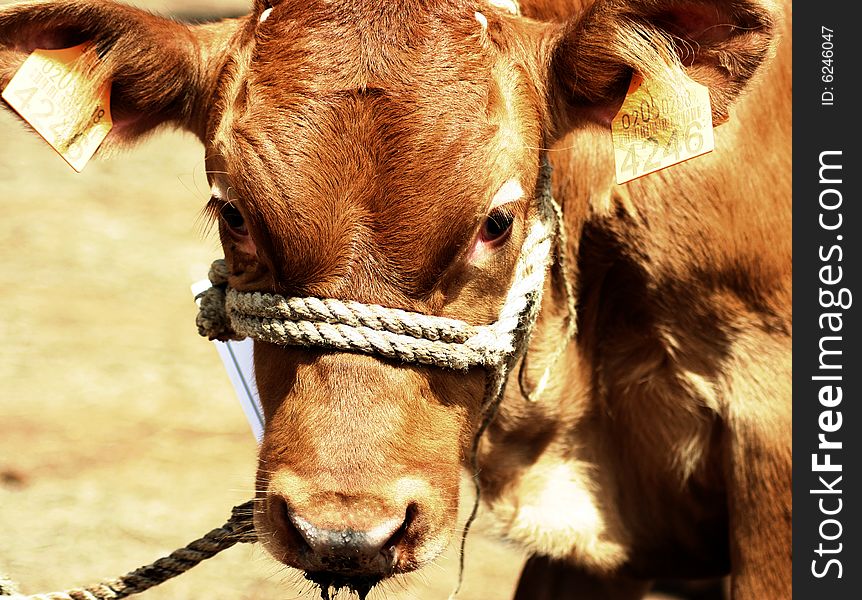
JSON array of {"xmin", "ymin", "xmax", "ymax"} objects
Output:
[{"xmin": 0, "ymin": 1, "xmax": 528, "ymax": 599}]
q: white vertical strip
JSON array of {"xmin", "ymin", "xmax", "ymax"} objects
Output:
[{"xmin": 192, "ymin": 280, "xmax": 265, "ymax": 442}]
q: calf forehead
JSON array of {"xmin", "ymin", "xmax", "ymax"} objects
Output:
[
  {"xmin": 253, "ymin": 0, "xmax": 492, "ymax": 92},
  {"xmin": 213, "ymin": 1, "xmax": 534, "ymax": 303},
  {"xmin": 227, "ymin": 91, "xmax": 493, "ymax": 301}
]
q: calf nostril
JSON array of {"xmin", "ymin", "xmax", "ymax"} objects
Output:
[
  {"xmin": 270, "ymin": 495, "xmax": 314, "ymax": 555},
  {"xmin": 382, "ymin": 502, "xmax": 417, "ymax": 554}
]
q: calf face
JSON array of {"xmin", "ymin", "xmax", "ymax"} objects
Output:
[
  {"xmin": 203, "ymin": 5, "xmax": 548, "ymax": 589},
  {"xmin": 0, "ymin": 0, "xmax": 782, "ymax": 595}
]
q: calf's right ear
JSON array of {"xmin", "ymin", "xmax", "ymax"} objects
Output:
[
  {"xmin": 547, "ymin": 0, "xmax": 782, "ymax": 134},
  {"xmin": 0, "ymin": 0, "xmax": 244, "ymax": 147}
]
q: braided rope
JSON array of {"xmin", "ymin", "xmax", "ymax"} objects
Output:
[
  {"xmin": 0, "ymin": 502, "xmax": 256, "ymax": 600},
  {"xmin": 519, "ymin": 190, "xmax": 579, "ymax": 402},
  {"xmin": 447, "ymin": 160, "xmax": 561, "ymax": 600},
  {"xmin": 196, "ymin": 163, "xmax": 557, "ymax": 375},
  {"xmin": 1, "ymin": 158, "xmax": 572, "ymax": 600},
  {"xmin": 0, "ymin": 500, "xmax": 257, "ymax": 600},
  {"xmin": 195, "ymin": 159, "xmax": 569, "ymax": 599}
]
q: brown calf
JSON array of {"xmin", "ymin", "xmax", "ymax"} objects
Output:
[{"xmin": 0, "ymin": 0, "xmax": 791, "ymax": 598}]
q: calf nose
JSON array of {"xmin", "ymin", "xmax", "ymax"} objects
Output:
[
  {"xmin": 291, "ymin": 511, "xmax": 405, "ymax": 572},
  {"xmin": 270, "ymin": 495, "xmax": 415, "ymax": 575}
]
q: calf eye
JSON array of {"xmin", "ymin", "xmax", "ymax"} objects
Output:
[
  {"xmin": 480, "ymin": 207, "xmax": 514, "ymax": 244},
  {"xmin": 220, "ymin": 202, "xmax": 248, "ymax": 236}
]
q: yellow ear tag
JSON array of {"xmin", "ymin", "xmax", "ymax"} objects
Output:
[
  {"xmin": 2, "ymin": 43, "xmax": 112, "ymax": 172},
  {"xmin": 611, "ymin": 72, "xmax": 714, "ymax": 184}
]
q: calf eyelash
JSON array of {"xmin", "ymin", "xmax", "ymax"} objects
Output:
[
  {"xmin": 479, "ymin": 204, "xmax": 516, "ymax": 246},
  {"xmin": 205, "ymin": 196, "xmax": 249, "ymax": 236},
  {"xmin": 202, "ymin": 196, "xmax": 225, "ymax": 227}
]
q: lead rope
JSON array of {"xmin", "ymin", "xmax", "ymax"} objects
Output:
[
  {"xmin": 2, "ymin": 158, "xmax": 575, "ymax": 600},
  {"xmin": 0, "ymin": 502, "xmax": 256, "ymax": 600}
]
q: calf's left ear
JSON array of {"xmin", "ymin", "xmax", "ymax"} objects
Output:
[
  {"xmin": 547, "ymin": 0, "xmax": 782, "ymax": 133},
  {"xmin": 0, "ymin": 0, "xmax": 242, "ymax": 146}
]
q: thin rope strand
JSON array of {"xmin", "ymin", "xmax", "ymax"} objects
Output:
[
  {"xmin": 447, "ymin": 159, "xmax": 559, "ymax": 599},
  {"xmin": 3, "ymin": 157, "xmax": 565, "ymax": 600},
  {"xmin": 1, "ymin": 502, "xmax": 256, "ymax": 600},
  {"xmin": 521, "ymin": 194, "xmax": 579, "ymax": 402}
]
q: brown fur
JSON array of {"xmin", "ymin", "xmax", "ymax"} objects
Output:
[{"xmin": 0, "ymin": 0, "xmax": 791, "ymax": 597}]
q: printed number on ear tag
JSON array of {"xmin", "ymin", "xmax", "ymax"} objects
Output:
[
  {"xmin": 2, "ymin": 43, "xmax": 112, "ymax": 173},
  {"xmin": 611, "ymin": 72, "xmax": 714, "ymax": 184}
]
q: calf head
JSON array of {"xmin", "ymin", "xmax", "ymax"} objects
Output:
[{"xmin": 0, "ymin": 0, "xmax": 779, "ymax": 594}]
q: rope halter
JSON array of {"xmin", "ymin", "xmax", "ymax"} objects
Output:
[
  {"xmin": 196, "ymin": 158, "xmax": 568, "ymax": 393},
  {"xmin": 0, "ymin": 159, "xmax": 573, "ymax": 600}
]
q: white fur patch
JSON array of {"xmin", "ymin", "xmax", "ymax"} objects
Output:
[
  {"xmin": 210, "ymin": 183, "xmax": 225, "ymax": 200},
  {"xmin": 490, "ymin": 460, "xmax": 628, "ymax": 571},
  {"xmin": 488, "ymin": 0, "xmax": 520, "ymax": 15},
  {"xmin": 490, "ymin": 178, "xmax": 524, "ymax": 210},
  {"xmin": 474, "ymin": 11, "xmax": 488, "ymax": 30}
]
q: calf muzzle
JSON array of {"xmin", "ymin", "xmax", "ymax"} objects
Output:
[{"xmin": 270, "ymin": 494, "xmax": 413, "ymax": 576}]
